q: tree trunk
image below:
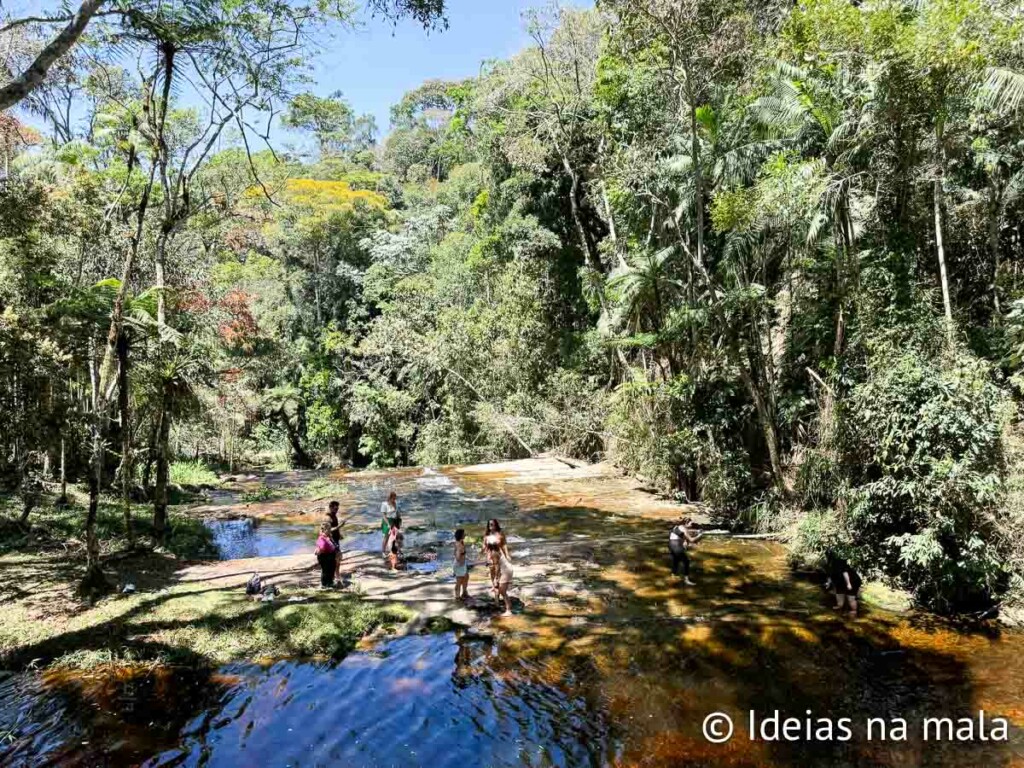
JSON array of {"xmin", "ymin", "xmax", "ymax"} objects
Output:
[
  {"xmin": 313, "ymin": 246, "xmax": 323, "ymax": 327},
  {"xmin": 59, "ymin": 435, "xmax": 67, "ymax": 504},
  {"xmin": 934, "ymin": 178, "xmax": 953, "ymax": 340},
  {"xmin": 689, "ymin": 102, "xmax": 706, "ymax": 270},
  {"xmin": 561, "ymin": 155, "xmax": 602, "ymax": 274},
  {"xmin": 18, "ymin": 456, "xmax": 38, "ymax": 525},
  {"xmin": 833, "ymin": 195, "xmax": 854, "ymax": 359},
  {"xmin": 81, "ymin": 425, "xmax": 108, "ymax": 595},
  {"xmin": 600, "ymin": 180, "xmax": 629, "ymax": 271},
  {"xmin": 989, "ymin": 188, "xmax": 1002, "ymax": 317},
  {"xmin": 142, "ymin": 414, "xmax": 159, "ymax": 493},
  {"xmin": 76, "ymin": 103, "xmax": 154, "ymax": 595},
  {"xmin": 153, "ymin": 383, "xmax": 172, "ymax": 541},
  {"xmin": 116, "ymin": 331, "xmax": 135, "ymax": 548},
  {"xmin": 155, "ymin": 232, "xmax": 168, "ymax": 327},
  {"xmin": 282, "ymin": 415, "xmax": 314, "ymax": 469},
  {"xmin": 743, "ymin": 368, "xmax": 784, "ymax": 489},
  {"xmin": 0, "ymin": 0, "xmax": 106, "ymax": 111},
  {"xmin": 737, "ymin": 337, "xmax": 785, "ymax": 492},
  {"xmin": 83, "ymin": 347, "xmax": 109, "ymax": 597}
]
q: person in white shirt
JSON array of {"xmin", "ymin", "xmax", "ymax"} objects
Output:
[{"xmin": 668, "ymin": 517, "xmax": 702, "ymax": 586}]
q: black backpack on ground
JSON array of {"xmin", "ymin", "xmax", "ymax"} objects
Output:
[{"xmin": 245, "ymin": 572, "xmax": 262, "ymax": 596}]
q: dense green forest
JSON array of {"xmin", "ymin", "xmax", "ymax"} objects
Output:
[{"xmin": 2, "ymin": 0, "xmax": 1024, "ymax": 613}]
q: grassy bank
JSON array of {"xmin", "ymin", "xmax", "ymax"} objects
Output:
[
  {"xmin": 0, "ymin": 490, "xmax": 218, "ymax": 560},
  {"xmin": 0, "ymin": 549, "xmax": 411, "ymax": 671},
  {"xmin": 0, "ymin": 489, "xmax": 409, "ymax": 672}
]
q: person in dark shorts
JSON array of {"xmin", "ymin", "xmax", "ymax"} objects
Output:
[
  {"xmin": 669, "ymin": 517, "xmax": 702, "ymax": 586},
  {"xmin": 825, "ymin": 551, "xmax": 862, "ymax": 617}
]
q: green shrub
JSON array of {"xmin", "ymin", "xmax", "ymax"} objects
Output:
[
  {"xmin": 786, "ymin": 508, "xmax": 851, "ymax": 570},
  {"xmin": 169, "ymin": 460, "xmax": 220, "ymax": 487},
  {"xmin": 840, "ymin": 349, "xmax": 1011, "ymax": 612},
  {"xmin": 794, "ymin": 448, "xmax": 842, "ymax": 510},
  {"xmin": 606, "ymin": 376, "xmax": 684, "ymax": 491},
  {"xmin": 701, "ymin": 449, "xmax": 755, "ymax": 519},
  {"xmin": 0, "ymin": 493, "xmax": 217, "ymax": 560},
  {"xmin": 240, "ymin": 483, "xmax": 276, "ymax": 503},
  {"xmin": 607, "ymin": 371, "xmax": 755, "ymax": 511}
]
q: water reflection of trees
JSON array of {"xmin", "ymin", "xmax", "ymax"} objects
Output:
[
  {"xmin": 0, "ymin": 662, "xmax": 226, "ymax": 766},
  {"xmin": 491, "ymin": 504, "xmax": 1022, "ymax": 768},
  {"xmin": 449, "ymin": 632, "xmax": 612, "ymax": 766}
]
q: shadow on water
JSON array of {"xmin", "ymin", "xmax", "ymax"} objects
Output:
[
  {"xmin": 1, "ymin": 633, "xmax": 610, "ymax": 768},
  {"xmin": 144, "ymin": 633, "xmax": 611, "ymax": 768},
  {"xmin": 0, "ymin": 664, "xmax": 226, "ymax": 766},
  {"xmin": 3, "ymin": 472, "xmax": 1024, "ymax": 767},
  {"xmin": 500, "ymin": 505, "xmax": 1024, "ymax": 767}
]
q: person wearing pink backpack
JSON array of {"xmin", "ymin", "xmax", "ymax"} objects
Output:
[{"xmin": 314, "ymin": 521, "xmax": 339, "ymax": 589}]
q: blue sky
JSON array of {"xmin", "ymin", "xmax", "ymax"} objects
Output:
[
  {"xmin": 12, "ymin": 0, "xmax": 591, "ymax": 146},
  {"xmin": 303, "ymin": 0, "xmax": 589, "ymax": 136}
]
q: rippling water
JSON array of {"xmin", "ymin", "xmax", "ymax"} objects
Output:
[
  {"xmin": 150, "ymin": 633, "xmax": 609, "ymax": 768},
  {"xmin": 206, "ymin": 468, "xmax": 515, "ymax": 561},
  {"xmin": 0, "ymin": 633, "xmax": 611, "ymax": 768},
  {"xmin": 4, "ymin": 466, "xmax": 1024, "ymax": 767}
]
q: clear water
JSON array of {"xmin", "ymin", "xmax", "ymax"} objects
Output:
[
  {"xmin": 3, "ymin": 467, "xmax": 1024, "ymax": 767},
  {"xmin": 0, "ymin": 633, "xmax": 610, "ymax": 768},
  {"xmin": 206, "ymin": 468, "xmax": 516, "ymax": 561}
]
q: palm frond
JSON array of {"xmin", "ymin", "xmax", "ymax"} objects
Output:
[
  {"xmin": 979, "ymin": 67, "xmax": 1024, "ymax": 113},
  {"xmin": 806, "ymin": 211, "xmax": 830, "ymax": 247},
  {"xmin": 767, "ymin": 58, "xmax": 809, "ymax": 83}
]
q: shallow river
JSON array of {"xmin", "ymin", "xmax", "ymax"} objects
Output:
[
  {"xmin": 205, "ymin": 468, "xmax": 516, "ymax": 562},
  {"xmin": 2, "ymin": 466, "xmax": 1024, "ymax": 767}
]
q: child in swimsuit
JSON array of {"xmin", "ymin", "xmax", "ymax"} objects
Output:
[
  {"xmin": 386, "ymin": 520, "xmax": 405, "ymax": 570},
  {"xmin": 453, "ymin": 528, "xmax": 469, "ymax": 601}
]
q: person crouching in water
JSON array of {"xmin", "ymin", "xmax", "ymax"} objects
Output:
[
  {"xmin": 669, "ymin": 517, "xmax": 702, "ymax": 586},
  {"xmin": 314, "ymin": 522, "xmax": 338, "ymax": 589},
  {"xmin": 453, "ymin": 528, "xmax": 469, "ymax": 601},
  {"xmin": 825, "ymin": 551, "xmax": 862, "ymax": 618}
]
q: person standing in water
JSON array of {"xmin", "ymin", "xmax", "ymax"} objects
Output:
[
  {"xmin": 385, "ymin": 516, "xmax": 405, "ymax": 569},
  {"xmin": 380, "ymin": 491, "xmax": 399, "ymax": 557},
  {"xmin": 825, "ymin": 551, "xmax": 862, "ymax": 618},
  {"xmin": 495, "ymin": 539, "xmax": 514, "ymax": 616},
  {"xmin": 453, "ymin": 528, "xmax": 469, "ymax": 601},
  {"xmin": 669, "ymin": 517, "xmax": 702, "ymax": 586}
]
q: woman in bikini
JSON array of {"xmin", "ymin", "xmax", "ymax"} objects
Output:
[
  {"xmin": 482, "ymin": 519, "xmax": 506, "ymax": 593},
  {"xmin": 482, "ymin": 519, "xmax": 514, "ymax": 616}
]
